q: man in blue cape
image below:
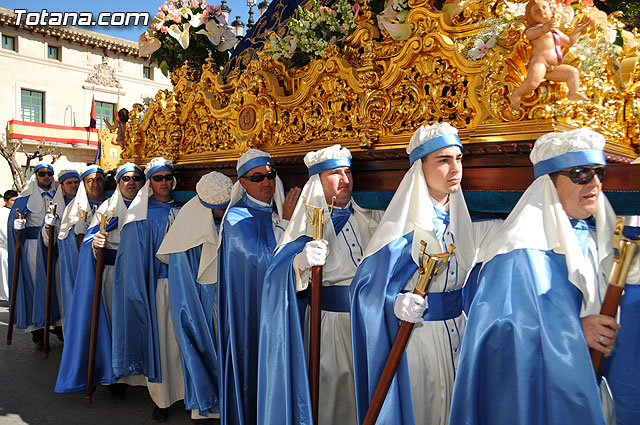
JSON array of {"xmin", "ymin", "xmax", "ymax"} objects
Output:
[
  {"xmin": 50, "ymin": 165, "xmax": 104, "ymax": 332},
  {"xmin": 349, "ymin": 123, "xmax": 501, "ymax": 425},
  {"xmin": 449, "ymin": 128, "xmax": 619, "ymax": 425},
  {"xmin": 8, "ymin": 163, "xmax": 61, "ymax": 348},
  {"xmin": 601, "ymin": 217, "xmax": 640, "ymax": 425},
  {"xmin": 0, "ymin": 189, "xmax": 19, "ymax": 301},
  {"xmin": 156, "ymin": 171, "xmax": 234, "ymax": 422},
  {"xmin": 217, "ymin": 149, "xmax": 300, "ymax": 425},
  {"xmin": 258, "ymin": 144, "xmax": 383, "ymax": 425},
  {"xmin": 111, "ymin": 157, "xmax": 186, "ymax": 421},
  {"xmin": 55, "ymin": 162, "xmax": 145, "ymax": 400}
]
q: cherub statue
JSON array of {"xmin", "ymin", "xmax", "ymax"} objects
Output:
[{"xmin": 510, "ymin": 0, "xmax": 592, "ymax": 108}]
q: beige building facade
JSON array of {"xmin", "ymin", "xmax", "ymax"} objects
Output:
[{"xmin": 0, "ymin": 6, "xmax": 170, "ymax": 191}]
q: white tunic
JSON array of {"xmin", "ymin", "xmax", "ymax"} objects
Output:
[{"xmin": 0, "ymin": 206, "xmax": 10, "ymax": 300}]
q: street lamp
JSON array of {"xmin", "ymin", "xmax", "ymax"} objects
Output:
[
  {"xmin": 220, "ymin": 0, "xmax": 231, "ymax": 24},
  {"xmin": 230, "ymin": 16, "xmax": 245, "ymax": 38},
  {"xmin": 246, "ymin": 0, "xmax": 256, "ymax": 28},
  {"xmin": 258, "ymin": 0, "xmax": 270, "ymax": 17}
]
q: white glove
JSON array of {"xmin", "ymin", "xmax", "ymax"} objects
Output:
[
  {"xmin": 74, "ymin": 220, "xmax": 89, "ymax": 235},
  {"xmin": 44, "ymin": 212, "xmax": 57, "ymax": 227},
  {"xmin": 394, "ymin": 293, "xmax": 428, "ymax": 323},
  {"xmin": 13, "ymin": 218, "xmax": 26, "ymax": 231},
  {"xmin": 297, "ymin": 240, "xmax": 328, "ymax": 270}
]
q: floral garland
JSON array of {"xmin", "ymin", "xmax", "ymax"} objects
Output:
[{"xmin": 139, "ymin": 0, "xmax": 237, "ymax": 76}]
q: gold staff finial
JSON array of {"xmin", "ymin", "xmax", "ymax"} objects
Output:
[{"xmin": 302, "ymin": 195, "xmax": 336, "ymax": 241}]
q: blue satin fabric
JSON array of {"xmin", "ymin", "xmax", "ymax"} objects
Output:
[
  {"xmin": 7, "ymin": 196, "xmax": 61, "ymax": 329},
  {"xmin": 257, "ymin": 235, "xmax": 313, "ymax": 425},
  {"xmin": 350, "ymin": 233, "xmax": 418, "ymax": 425},
  {"xmin": 112, "ymin": 197, "xmax": 180, "ymax": 381},
  {"xmin": 331, "ymin": 205, "xmax": 353, "ymax": 235},
  {"xmin": 58, "ymin": 231, "xmax": 79, "ymax": 332},
  {"xmin": 217, "ymin": 195, "xmax": 277, "ymax": 425},
  {"xmin": 449, "ymin": 249, "xmax": 606, "ymax": 425},
  {"xmin": 602, "ymin": 284, "xmax": 640, "ymax": 425},
  {"xmin": 167, "ymin": 247, "xmax": 219, "ymax": 416},
  {"xmin": 55, "ymin": 218, "xmax": 120, "ymax": 393}
]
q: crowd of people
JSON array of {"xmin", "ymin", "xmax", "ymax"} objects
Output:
[{"xmin": 1, "ymin": 123, "xmax": 638, "ymax": 425}]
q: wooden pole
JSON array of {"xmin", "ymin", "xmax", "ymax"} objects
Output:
[
  {"xmin": 43, "ymin": 203, "xmax": 57, "ymax": 359},
  {"xmin": 6, "ymin": 213, "xmax": 25, "ymax": 345}
]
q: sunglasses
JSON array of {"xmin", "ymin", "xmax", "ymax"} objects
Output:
[
  {"xmin": 37, "ymin": 171, "xmax": 54, "ymax": 177},
  {"xmin": 558, "ymin": 166, "xmax": 606, "ymax": 185},
  {"xmin": 150, "ymin": 174, "xmax": 174, "ymax": 182},
  {"xmin": 121, "ymin": 175, "xmax": 143, "ymax": 182},
  {"xmin": 243, "ymin": 169, "xmax": 277, "ymax": 183}
]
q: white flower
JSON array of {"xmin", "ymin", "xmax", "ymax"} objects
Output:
[
  {"xmin": 168, "ymin": 22, "xmax": 191, "ymax": 49},
  {"xmin": 196, "ymin": 20, "xmax": 236, "ymax": 51},
  {"xmin": 196, "ymin": 171, "xmax": 233, "ymax": 205}
]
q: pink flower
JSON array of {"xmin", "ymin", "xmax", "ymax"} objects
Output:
[
  {"xmin": 353, "ymin": 1, "xmax": 360, "ymax": 17},
  {"xmin": 289, "ymin": 36, "xmax": 298, "ymax": 55},
  {"xmin": 200, "ymin": 0, "xmax": 206, "ymax": 5},
  {"xmin": 581, "ymin": 0, "xmax": 594, "ymax": 6},
  {"xmin": 161, "ymin": 3, "xmax": 170, "ymax": 12},
  {"xmin": 157, "ymin": 11, "xmax": 166, "ymax": 19},
  {"xmin": 320, "ymin": 6, "xmax": 337, "ymax": 16},
  {"xmin": 173, "ymin": 13, "xmax": 182, "ymax": 23},
  {"xmin": 214, "ymin": 5, "xmax": 222, "ymax": 14},
  {"xmin": 161, "ymin": 25, "xmax": 169, "ymax": 33},
  {"xmin": 191, "ymin": 0, "xmax": 199, "ymax": 8},
  {"xmin": 205, "ymin": 5, "xmax": 214, "ymax": 14}
]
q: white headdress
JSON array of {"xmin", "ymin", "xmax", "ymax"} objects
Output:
[{"xmin": 123, "ymin": 157, "xmax": 173, "ymax": 227}]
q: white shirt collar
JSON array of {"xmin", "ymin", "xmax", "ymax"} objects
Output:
[{"xmin": 246, "ymin": 193, "xmax": 272, "ymax": 208}]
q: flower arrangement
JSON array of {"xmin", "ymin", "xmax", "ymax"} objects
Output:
[
  {"xmin": 458, "ymin": 15, "xmax": 515, "ymax": 61},
  {"xmin": 376, "ymin": 0, "xmax": 411, "ymax": 41},
  {"xmin": 139, "ymin": 0, "xmax": 237, "ymax": 76},
  {"xmin": 265, "ymin": 0, "xmax": 359, "ymax": 67}
]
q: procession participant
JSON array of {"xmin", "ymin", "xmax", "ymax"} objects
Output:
[
  {"xmin": 156, "ymin": 171, "xmax": 233, "ymax": 422},
  {"xmin": 0, "ymin": 189, "xmax": 18, "ymax": 301},
  {"xmin": 449, "ymin": 128, "xmax": 618, "ymax": 425},
  {"xmin": 217, "ymin": 149, "xmax": 300, "ymax": 425},
  {"xmin": 8, "ymin": 163, "xmax": 60, "ymax": 348},
  {"xmin": 50, "ymin": 166, "xmax": 103, "ymax": 330},
  {"xmin": 350, "ymin": 123, "xmax": 502, "ymax": 425},
  {"xmin": 258, "ymin": 144, "xmax": 383, "ymax": 425},
  {"xmin": 55, "ymin": 162, "xmax": 145, "ymax": 400},
  {"xmin": 602, "ymin": 216, "xmax": 640, "ymax": 425},
  {"xmin": 112, "ymin": 157, "xmax": 185, "ymax": 421}
]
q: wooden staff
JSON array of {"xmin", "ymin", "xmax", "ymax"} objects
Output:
[
  {"xmin": 590, "ymin": 217, "xmax": 640, "ymax": 377},
  {"xmin": 86, "ymin": 213, "xmax": 110, "ymax": 403},
  {"xmin": 6, "ymin": 212, "xmax": 26, "ymax": 345},
  {"xmin": 76, "ymin": 209, "xmax": 89, "ymax": 249},
  {"xmin": 43, "ymin": 202, "xmax": 57, "ymax": 359},
  {"xmin": 362, "ymin": 242, "xmax": 455, "ymax": 425},
  {"xmin": 302, "ymin": 195, "xmax": 335, "ymax": 425}
]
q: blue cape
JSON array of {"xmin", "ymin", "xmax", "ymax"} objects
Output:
[
  {"xmin": 217, "ymin": 195, "xmax": 277, "ymax": 425},
  {"xmin": 55, "ymin": 218, "xmax": 119, "ymax": 393},
  {"xmin": 256, "ymin": 235, "xmax": 313, "ymax": 425},
  {"xmin": 167, "ymin": 246, "xmax": 219, "ymax": 416},
  {"xmin": 57, "ymin": 231, "xmax": 78, "ymax": 331},
  {"xmin": 449, "ymin": 249, "xmax": 606, "ymax": 425},
  {"xmin": 111, "ymin": 197, "xmax": 180, "ymax": 381},
  {"xmin": 7, "ymin": 196, "xmax": 61, "ymax": 329}
]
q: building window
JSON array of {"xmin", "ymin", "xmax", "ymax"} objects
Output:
[
  {"xmin": 95, "ymin": 101, "xmax": 115, "ymax": 129},
  {"xmin": 47, "ymin": 45, "xmax": 59, "ymax": 60},
  {"xmin": 21, "ymin": 89, "xmax": 44, "ymax": 123},
  {"xmin": 2, "ymin": 34, "xmax": 16, "ymax": 51},
  {"xmin": 143, "ymin": 66, "xmax": 152, "ymax": 80}
]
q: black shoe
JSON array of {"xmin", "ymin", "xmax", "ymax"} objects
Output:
[
  {"xmin": 52, "ymin": 326, "xmax": 64, "ymax": 342},
  {"xmin": 108, "ymin": 383, "xmax": 127, "ymax": 403},
  {"xmin": 31, "ymin": 329, "xmax": 44, "ymax": 350},
  {"xmin": 152, "ymin": 406, "xmax": 169, "ymax": 422}
]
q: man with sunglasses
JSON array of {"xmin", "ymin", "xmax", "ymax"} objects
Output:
[
  {"xmin": 258, "ymin": 145, "xmax": 384, "ymax": 425},
  {"xmin": 8, "ymin": 163, "xmax": 63, "ymax": 348},
  {"xmin": 111, "ymin": 157, "xmax": 187, "ymax": 421},
  {"xmin": 56, "ymin": 163, "xmax": 146, "ymax": 402},
  {"xmin": 449, "ymin": 128, "xmax": 619, "ymax": 425},
  {"xmin": 217, "ymin": 149, "xmax": 300, "ymax": 425}
]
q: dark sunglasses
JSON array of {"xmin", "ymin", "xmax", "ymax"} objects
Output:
[
  {"xmin": 558, "ymin": 166, "xmax": 606, "ymax": 185},
  {"xmin": 150, "ymin": 174, "xmax": 174, "ymax": 182},
  {"xmin": 121, "ymin": 175, "xmax": 143, "ymax": 182},
  {"xmin": 243, "ymin": 169, "xmax": 277, "ymax": 183},
  {"xmin": 37, "ymin": 171, "xmax": 54, "ymax": 177}
]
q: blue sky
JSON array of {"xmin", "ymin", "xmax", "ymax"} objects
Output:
[{"xmin": 0, "ymin": 0, "xmax": 254, "ymax": 41}]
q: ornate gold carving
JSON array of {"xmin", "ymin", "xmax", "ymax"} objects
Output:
[{"xmin": 122, "ymin": 0, "xmax": 640, "ymax": 166}]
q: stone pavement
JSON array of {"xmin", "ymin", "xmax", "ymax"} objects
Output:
[{"xmin": 0, "ymin": 300, "xmax": 212, "ymax": 425}]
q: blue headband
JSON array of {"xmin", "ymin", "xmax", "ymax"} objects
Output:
[
  {"xmin": 34, "ymin": 163, "xmax": 54, "ymax": 172},
  {"xmin": 533, "ymin": 149, "xmax": 606, "ymax": 179},
  {"xmin": 80, "ymin": 166, "xmax": 104, "ymax": 181},
  {"xmin": 198, "ymin": 195, "xmax": 230, "ymax": 210},
  {"xmin": 58, "ymin": 171, "xmax": 79, "ymax": 184},
  {"xmin": 237, "ymin": 156, "xmax": 273, "ymax": 178},
  {"xmin": 145, "ymin": 164, "xmax": 173, "ymax": 177},
  {"xmin": 308, "ymin": 157, "xmax": 352, "ymax": 176},
  {"xmin": 116, "ymin": 165, "xmax": 144, "ymax": 182},
  {"xmin": 408, "ymin": 133, "xmax": 463, "ymax": 165}
]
